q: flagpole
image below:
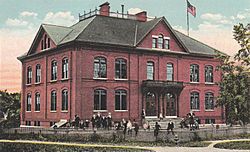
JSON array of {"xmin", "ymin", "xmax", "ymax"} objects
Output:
[{"xmin": 186, "ymin": 0, "xmax": 189, "ymax": 36}]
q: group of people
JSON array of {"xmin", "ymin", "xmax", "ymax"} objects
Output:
[
  {"xmin": 180, "ymin": 112, "xmax": 199, "ymax": 130},
  {"xmin": 91, "ymin": 112, "xmax": 113, "ymax": 130},
  {"xmin": 114, "ymin": 119, "xmax": 140, "ymax": 137}
]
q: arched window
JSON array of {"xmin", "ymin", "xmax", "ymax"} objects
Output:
[
  {"xmin": 47, "ymin": 38, "xmax": 50, "ymax": 48},
  {"xmin": 27, "ymin": 66, "xmax": 32, "ymax": 84},
  {"xmin": 94, "ymin": 57, "xmax": 107, "ymax": 78},
  {"xmin": 165, "ymin": 38, "xmax": 170, "ymax": 49},
  {"xmin": 190, "ymin": 64, "xmax": 199, "ymax": 82},
  {"xmin": 35, "ymin": 64, "xmax": 41, "ymax": 83},
  {"xmin": 115, "ymin": 90, "xmax": 127, "ymax": 110},
  {"xmin": 205, "ymin": 65, "xmax": 213, "ymax": 83},
  {"xmin": 41, "ymin": 40, "xmax": 44, "ymax": 50},
  {"xmin": 115, "ymin": 58, "xmax": 127, "ymax": 79},
  {"xmin": 62, "ymin": 89, "xmax": 68, "ymax": 111},
  {"xmin": 51, "ymin": 60, "xmax": 57, "ymax": 80},
  {"xmin": 147, "ymin": 61, "xmax": 154, "ymax": 80},
  {"xmin": 26, "ymin": 93, "xmax": 32, "ymax": 111},
  {"xmin": 62, "ymin": 58, "xmax": 69, "ymax": 79},
  {"xmin": 51, "ymin": 90, "xmax": 57, "ymax": 111},
  {"xmin": 35, "ymin": 92, "xmax": 40, "ymax": 111},
  {"xmin": 94, "ymin": 89, "xmax": 107, "ymax": 110},
  {"xmin": 190, "ymin": 92, "xmax": 199, "ymax": 110},
  {"xmin": 158, "ymin": 35, "xmax": 164, "ymax": 49},
  {"xmin": 167, "ymin": 63, "xmax": 174, "ymax": 81},
  {"xmin": 205, "ymin": 92, "xmax": 214, "ymax": 110},
  {"xmin": 44, "ymin": 34, "xmax": 47, "ymax": 49}
]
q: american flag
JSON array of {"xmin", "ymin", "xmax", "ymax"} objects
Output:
[{"xmin": 187, "ymin": 0, "xmax": 196, "ymax": 17}]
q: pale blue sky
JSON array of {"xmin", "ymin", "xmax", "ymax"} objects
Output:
[{"xmin": 0, "ymin": 0, "xmax": 250, "ymax": 92}]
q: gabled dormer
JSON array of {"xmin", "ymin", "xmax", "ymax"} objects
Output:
[
  {"xmin": 27, "ymin": 24, "xmax": 72, "ymax": 56},
  {"xmin": 136, "ymin": 17, "xmax": 188, "ymax": 53}
]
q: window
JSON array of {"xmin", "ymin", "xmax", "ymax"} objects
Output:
[
  {"xmin": 27, "ymin": 67, "xmax": 32, "ymax": 84},
  {"xmin": 34, "ymin": 121, "xmax": 40, "ymax": 126},
  {"xmin": 115, "ymin": 58, "xmax": 127, "ymax": 79},
  {"xmin": 147, "ymin": 62, "xmax": 154, "ymax": 80},
  {"xmin": 167, "ymin": 63, "xmax": 174, "ymax": 81},
  {"xmin": 94, "ymin": 57, "xmax": 107, "ymax": 78},
  {"xmin": 152, "ymin": 38, "xmax": 157, "ymax": 48},
  {"xmin": 44, "ymin": 34, "xmax": 47, "ymax": 49},
  {"xmin": 115, "ymin": 90, "xmax": 127, "ymax": 110},
  {"xmin": 47, "ymin": 38, "xmax": 50, "ymax": 48},
  {"xmin": 51, "ymin": 60, "xmax": 57, "ymax": 80},
  {"xmin": 62, "ymin": 89, "xmax": 68, "ymax": 111},
  {"xmin": 205, "ymin": 119, "xmax": 215, "ymax": 124},
  {"xmin": 205, "ymin": 92, "xmax": 214, "ymax": 110},
  {"xmin": 165, "ymin": 39, "xmax": 170, "ymax": 49},
  {"xmin": 26, "ymin": 94, "xmax": 31, "ymax": 111},
  {"xmin": 51, "ymin": 91, "xmax": 57, "ymax": 111},
  {"xmin": 41, "ymin": 40, "xmax": 44, "ymax": 50},
  {"xmin": 205, "ymin": 65, "xmax": 213, "ymax": 83},
  {"xmin": 25, "ymin": 121, "xmax": 31, "ymax": 126},
  {"xmin": 158, "ymin": 35, "xmax": 164, "ymax": 49},
  {"xmin": 35, "ymin": 64, "xmax": 41, "ymax": 83},
  {"xmin": 190, "ymin": 64, "xmax": 199, "ymax": 82},
  {"xmin": 35, "ymin": 93, "xmax": 40, "ymax": 111},
  {"xmin": 94, "ymin": 89, "xmax": 107, "ymax": 110},
  {"xmin": 62, "ymin": 58, "xmax": 69, "ymax": 79},
  {"xmin": 190, "ymin": 92, "xmax": 199, "ymax": 110}
]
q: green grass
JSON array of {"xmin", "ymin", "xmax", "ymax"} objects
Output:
[
  {"xmin": 214, "ymin": 141, "xmax": 250, "ymax": 150},
  {"xmin": 0, "ymin": 141, "xmax": 153, "ymax": 152}
]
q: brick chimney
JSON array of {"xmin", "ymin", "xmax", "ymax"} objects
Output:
[
  {"xmin": 135, "ymin": 11, "xmax": 147, "ymax": 22},
  {"xmin": 99, "ymin": 2, "xmax": 110, "ymax": 16}
]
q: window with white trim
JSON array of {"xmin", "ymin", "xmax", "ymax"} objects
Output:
[
  {"xmin": 205, "ymin": 65, "xmax": 213, "ymax": 83},
  {"xmin": 62, "ymin": 89, "xmax": 68, "ymax": 111},
  {"xmin": 26, "ymin": 93, "xmax": 31, "ymax": 111},
  {"xmin": 35, "ymin": 93, "xmax": 40, "ymax": 111},
  {"xmin": 27, "ymin": 67, "xmax": 32, "ymax": 84},
  {"xmin": 62, "ymin": 58, "xmax": 69, "ymax": 79},
  {"xmin": 167, "ymin": 63, "xmax": 174, "ymax": 81},
  {"xmin": 94, "ymin": 89, "xmax": 107, "ymax": 110},
  {"xmin": 190, "ymin": 92, "xmax": 200, "ymax": 110},
  {"xmin": 205, "ymin": 92, "xmax": 214, "ymax": 110},
  {"xmin": 35, "ymin": 64, "xmax": 41, "ymax": 83},
  {"xmin": 115, "ymin": 58, "xmax": 127, "ymax": 79},
  {"xmin": 51, "ymin": 60, "xmax": 57, "ymax": 80},
  {"xmin": 51, "ymin": 90, "xmax": 57, "ymax": 111},
  {"xmin": 190, "ymin": 64, "xmax": 199, "ymax": 82},
  {"xmin": 115, "ymin": 90, "xmax": 127, "ymax": 110},
  {"xmin": 94, "ymin": 57, "xmax": 107, "ymax": 78},
  {"xmin": 147, "ymin": 61, "xmax": 154, "ymax": 80}
]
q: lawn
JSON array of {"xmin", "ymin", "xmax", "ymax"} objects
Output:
[{"xmin": 214, "ymin": 141, "xmax": 250, "ymax": 150}]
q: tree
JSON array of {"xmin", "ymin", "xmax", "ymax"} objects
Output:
[
  {"xmin": 217, "ymin": 23, "xmax": 250, "ymax": 125},
  {"xmin": 0, "ymin": 90, "xmax": 21, "ymax": 128}
]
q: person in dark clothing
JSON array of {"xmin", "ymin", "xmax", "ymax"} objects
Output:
[
  {"xmin": 102, "ymin": 116, "xmax": 107, "ymax": 129},
  {"xmin": 154, "ymin": 122, "xmax": 161, "ymax": 140},
  {"xmin": 74, "ymin": 115, "xmax": 80, "ymax": 128},
  {"xmin": 122, "ymin": 119, "xmax": 128, "ymax": 139},
  {"xmin": 141, "ymin": 109, "xmax": 146, "ymax": 120},
  {"xmin": 85, "ymin": 120, "xmax": 90, "ymax": 129},
  {"xmin": 107, "ymin": 113, "xmax": 112, "ymax": 130},
  {"xmin": 133, "ymin": 119, "xmax": 139, "ymax": 136},
  {"xmin": 91, "ymin": 114, "xmax": 96, "ymax": 129},
  {"xmin": 167, "ymin": 119, "xmax": 174, "ymax": 135},
  {"xmin": 96, "ymin": 112, "xmax": 102, "ymax": 129}
]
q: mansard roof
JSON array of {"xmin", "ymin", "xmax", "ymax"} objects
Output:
[{"xmin": 20, "ymin": 14, "xmax": 221, "ymax": 59}]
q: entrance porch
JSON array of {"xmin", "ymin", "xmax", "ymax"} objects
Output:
[{"xmin": 141, "ymin": 80, "xmax": 184, "ymax": 118}]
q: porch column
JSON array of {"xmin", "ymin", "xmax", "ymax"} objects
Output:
[
  {"xmin": 176, "ymin": 93, "xmax": 179, "ymax": 117},
  {"xmin": 162, "ymin": 94, "xmax": 165, "ymax": 117},
  {"xmin": 158, "ymin": 93, "xmax": 162, "ymax": 117}
]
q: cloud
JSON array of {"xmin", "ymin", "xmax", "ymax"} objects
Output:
[
  {"xmin": 20, "ymin": 11, "xmax": 38, "ymax": 17},
  {"xmin": 5, "ymin": 18, "xmax": 28, "ymax": 26},
  {"xmin": 234, "ymin": 9, "xmax": 250, "ymax": 20},
  {"xmin": 200, "ymin": 13, "xmax": 231, "ymax": 25},
  {"xmin": 43, "ymin": 11, "xmax": 77, "ymax": 26},
  {"xmin": 128, "ymin": 8, "xmax": 144, "ymax": 15}
]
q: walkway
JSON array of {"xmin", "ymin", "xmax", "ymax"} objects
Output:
[{"xmin": 0, "ymin": 139, "xmax": 250, "ymax": 152}]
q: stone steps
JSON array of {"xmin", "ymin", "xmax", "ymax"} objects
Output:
[{"xmin": 145, "ymin": 117, "xmax": 183, "ymax": 129}]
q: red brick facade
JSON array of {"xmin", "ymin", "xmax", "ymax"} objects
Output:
[{"xmin": 18, "ymin": 4, "xmax": 224, "ymax": 127}]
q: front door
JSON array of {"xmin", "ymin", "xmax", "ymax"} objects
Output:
[
  {"xmin": 166, "ymin": 93, "xmax": 176, "ymax": 116},
  {"xmin": 145, "ymin": 92, "xmax": 157, "ymax": 116}
]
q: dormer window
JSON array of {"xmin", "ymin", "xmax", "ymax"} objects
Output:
[
  {"xmin": 152, "ymin": 35, "xmax": 170, "ymax": 50},
  {"xmin": 41, "ymin": 34, "xmax": 51, "ymax": 50}
]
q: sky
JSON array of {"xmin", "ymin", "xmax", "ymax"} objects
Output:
[{"xmin": 0, "ymin": 0, "xmax": 250, "ymax": 92}]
